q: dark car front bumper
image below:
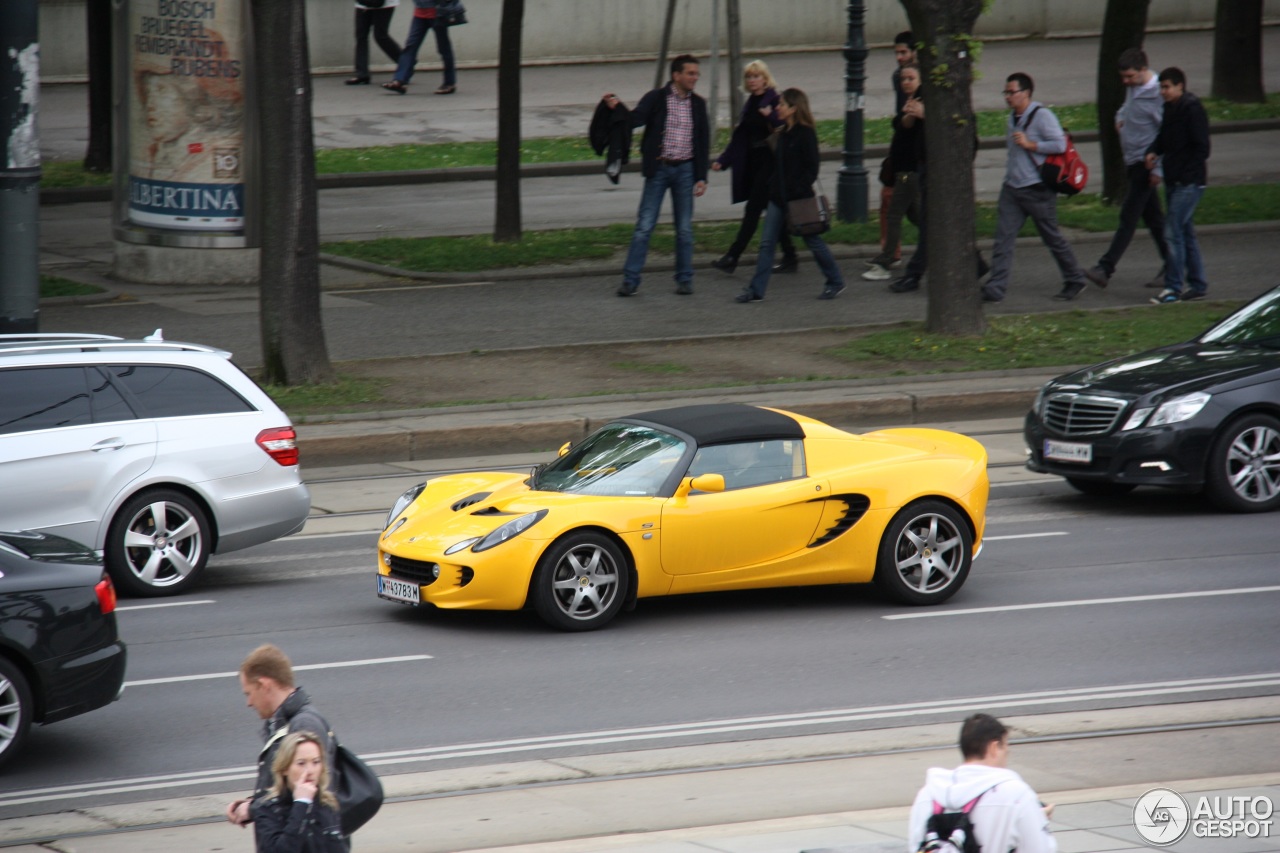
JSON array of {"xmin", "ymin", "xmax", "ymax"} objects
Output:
[{"xmin": 1024, "ymin": 411, "xmax": 1215, "ymax": 488}]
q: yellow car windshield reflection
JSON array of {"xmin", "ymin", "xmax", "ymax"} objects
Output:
[{"xmin": 533, "ymin": 425, "xmax": 686, "ymax": 496}]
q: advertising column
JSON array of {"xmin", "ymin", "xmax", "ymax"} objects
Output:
[{"xmin": 127, "ymin": 0, "xmax": 245, "ymax": 231}]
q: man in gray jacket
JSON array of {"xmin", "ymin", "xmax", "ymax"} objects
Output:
[
  {"xmin": 982, "ymin": 72, "xmax": 1087, "ymax": 303},
  {"xmin": 1084, "ymin": 49, "xmax": 1169, "ymax": 289}
]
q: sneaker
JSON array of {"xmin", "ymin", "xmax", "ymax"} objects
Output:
[
  {"xmin": 734, "ymin": 289, "xmax": 762, "ymax": 303},
  {"xmin": 773, "ymin": 257, "xmax": 799, "ymax": 274},
  {"xmin": 1150, "ymin": 289, "xmax": 1181, "ymax": 304},
  {"xmin": 817, "ymin": 283, "xmax": 846, "ymax": 300},
  {"xmin": 1144, "ymin": 267, "xmax": 1168, "ymax": 288},
  {"xmin": 711, "ymin": 254, "xmax": 738, "ymax": 274},
  {"xmin": 981, "ymin": 289, "xmax": 1003, "ymax": 303},
  {"xmin": 861, "ymin": 263, "xmax": 892, "ymax": 281},
  {"xmin": 1084, "ymin": 265, "xmax": 1110, "ymax": 289},
  {"xmin": 889, "ymin": 276, "xmax": 920, "ymax": 293},
  {"xmin": 1180, "ymin": 290, "xmax": 1207, "ymax": 302},
  {"xmin": 616, "ymin": 283, "xmax": 637, "ymax": 297},
  {"xmin": 675, "ymin": 282, "xmax": 693, "ymax": 295},
  {"xmin": 1053, "ymin": 281, "xmax": 1086, "ymax": 301}
]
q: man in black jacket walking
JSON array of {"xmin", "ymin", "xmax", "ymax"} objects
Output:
[
  {"xmin": 1146, "ymin": 67, "xmax": 1210, "ymax": 303},
  {"xmin": 604, "ymin": 55, "xmax": 710, "ymax": 296}
]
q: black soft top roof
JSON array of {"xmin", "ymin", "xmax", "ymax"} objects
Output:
[{"xmin": 622, "ymin": 404, "xmax": 805, "ymax": 445}]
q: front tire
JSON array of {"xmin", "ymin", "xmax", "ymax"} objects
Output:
[
  {"xmin": 531, "ymin": 532, "xmax": 629, "ymax": 631},
  {"xmin": 874, "ymin": 500, "xmax": 972, "ymax": 605},
  {"xmin": 1205, "ymin": 414, "xmax": 1280, "ymax": 512},
  {"xmin": 0, "ymin": 658, "xmax": 33, "ymax": 769},
  {"xmin": 106, "ymin": 489, "xmax": 211, "ymax": 596},
  {"xmin": 1066, "ymin": 477, "xmax": 1136, "ymax": 497}
]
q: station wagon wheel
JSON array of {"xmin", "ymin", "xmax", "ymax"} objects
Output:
[
  {"xmin": 106, "ymin": 489, "xmax": 211, "ymax": 596},
  {"xmin": 1205, "ymin": 414, "xmax": 1280, "ymax": 513},
  {"xmin": 874, "ymin": 500, "xmax": 972, "ymax": 606},
  {"xmin": 0, "ymin": 657, "xmax": 32, "ymax": 769},
  {"xmin": 531, "ymin": 532, "xmax": 629, "ymax": 631}
]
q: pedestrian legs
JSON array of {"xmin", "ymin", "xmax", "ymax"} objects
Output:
[
  {"xmin": 668, "ymin": 161, "xmax": 696, "ymax": 288},
  {"xmin": 1097, "ymin": 161, "xmax": 1167, "ymax": 277},
  {"xmin": 392, "ymin": 16, "xmax": 430, "ymax": 85},
  {"xmin": 1163, "ymin": 183, "xmax": 1207, "ymax": 295},
  {"xmin": 745, "ymin": 202, "xmax": 786, "ymax": 298},
  {"xmin": 983, "ymin": 185, "xmax": 1029, "ymax": 300},
  {"xmin": 622, "ymin": 165, "xmax": 677, "ymax": 291},
  {"xmin": 431, "ymin": 21, "xmax": 457, "ymax": 88}
]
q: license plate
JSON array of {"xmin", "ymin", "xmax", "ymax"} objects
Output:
[
  {"xmin": 1044, "ymin": 439, "xmax": 1093, "ymax": 463},
  {"xmin": 378, "ymin": 575, "xmax": 421, "ymax": 605}
]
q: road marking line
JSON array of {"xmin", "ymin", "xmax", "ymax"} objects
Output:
[
  {"xmin": 117, "ymin": 600, "xmax": 215, "ymax": 612},
  {"xmin": 5, "ymin": 672, "xmax": 1276, "ymax": 807},
  {"xmin": 983, "ymin": 532, "xmax": 1069, "ymax": 541},
  {"xmin": 883, "ymin": 585, "xmax": 1280, "ymax": 620},
  {"xmin": 122, "ymin": 654, "xmax": 431, "ymax": 687}
]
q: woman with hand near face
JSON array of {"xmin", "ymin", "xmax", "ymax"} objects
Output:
[{"xmin": 253, "ymin": 731, "xmax": 350, "ymax": 853}]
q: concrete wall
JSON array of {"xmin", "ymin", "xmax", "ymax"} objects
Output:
[{"xmin": 37, "ymin": 0, "xmax": 1280, "ymax": 81}]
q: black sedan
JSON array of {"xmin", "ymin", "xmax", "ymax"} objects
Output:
[
  {"xmin": 0, "ymin": 531, "xmax": 127, "ymax": 768},
  {"xmin": 1025, "ymin": 286, "xmax": 1280, "ymax": 512}
]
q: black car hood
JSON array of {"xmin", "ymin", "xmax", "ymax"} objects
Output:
[{"xmin": 1051, "ymin": 342, "xmax": 1280, "ymax": 399}]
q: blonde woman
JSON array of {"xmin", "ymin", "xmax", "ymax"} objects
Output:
[
  {"xmin": 252, "ymin": 731, "xmax": 349, "ymax": 853},
  {"xmin": 710, "ymin": 60, "xmax": 797, "ymax": 274}
]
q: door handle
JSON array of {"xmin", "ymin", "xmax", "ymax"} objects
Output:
[{"xmin": 92, "ymin": 438, "xmax": 126, "ymax": 452}]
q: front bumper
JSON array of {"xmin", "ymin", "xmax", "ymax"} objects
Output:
[
  {"xmin": 376, "ymin": 537, "xmax": 546, "ymax": 611},
  {"xmin": 1024, "ymin": 412, "xmax": 1213, "ymax": 488}
]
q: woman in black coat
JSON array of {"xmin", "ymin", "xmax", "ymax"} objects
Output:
[
  {"xmin": 253, "ymin": 731, "xmax": 350, "ymax": 853},
  {"xmin": 709, "ymin": 60, "xmax": 797, "ymax": 274},
  {"xmin": 735, "ymin": 88, "xmax": 846, "ymax": 302}
]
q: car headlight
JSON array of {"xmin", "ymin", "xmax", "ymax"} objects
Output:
[
  {"xmin": 1147, "ymin": 392, "xmax": 1211, "ymax": 427},
  {"xmin": 385, "ymin": 482, "xmax": 427, "ymax": 529},
  {"xmin": 1121, "ymin": 407, "xmax": 1154, "ymax": 431},
  {"xmin": 1032, "ymin": 386, "xmax": 1047, "ymax": 417},
  {"xmin": 471, "ymin": 510, "xmax": 548, "ymax": 553}
]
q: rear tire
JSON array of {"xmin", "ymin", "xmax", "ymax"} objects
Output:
[
  {"xmin": 0, "ymin": 658, "xmax": 33, "ymax": 769},
  {"xmin": 531, "ymin": 532, "xmax": 629, "ymax": 631},
  {"xmin": 874, "ymin": 500, "xmax": 972, "ymax": 605},
  {"xmin": 1065, "ymin": 477, "xmax": 1136, "ymax": 497},
  {"xmin": 106, "ymin": 489, "xmax": 211, "ymax": 596},
  {"xmin": 1204, "ymin": 414, "xmax": 1280, "ymax": 512}
]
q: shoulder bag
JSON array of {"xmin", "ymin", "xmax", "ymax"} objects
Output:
[
  {"xmin": 437, "ymin": 0, "xmax": 467, "ymax": 26},
  {"xmin": 777, "ymin": 129, "xmax": 831, "ymax": 237},
  {"xmin": 331, "ymin": 735, "xmax": 384, "ymax": 836}
]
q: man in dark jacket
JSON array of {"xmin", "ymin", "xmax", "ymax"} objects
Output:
[
  {"xmin": 604, "ymin": 54, "xmax": 710, "ymax": 296},
  {"xmin": 1146, "ymin": 66, "xmax": 1211, "ymax": 303},
  {"xmin": 226, "ymin": 644, "xmax": 336, "ymax": 828}
]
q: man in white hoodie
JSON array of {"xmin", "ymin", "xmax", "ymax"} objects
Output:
[{"xmin": 907, "ymin": 714, "xmax": 1057, "ymax": 853}]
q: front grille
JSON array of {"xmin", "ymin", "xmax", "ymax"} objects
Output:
[
  {"xmin": 1042, "ymin": 393, "xmax": 1126, "ymax": 436},
  {"xmin": 386, "ymin": 554, "xmax": 439, "ymax": 586}
]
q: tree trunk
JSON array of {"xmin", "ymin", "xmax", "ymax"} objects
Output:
[
  {"xmin": 1212, "ymin": 0, "xmax": 1265, "ymax": 102},
  {"xmin": 83, "ymin": 0, "xmax": 111, "ymax": 172},
  {"xmin": 1096, "ymin": 0, "xmax": 1150, "ymax": 203},
  {"xmin": 493, "ymin": 0, "xmax": 525, "ymax": 242},
  {"xmin": 251, "ymin": 0, "xmax": 335, "ymax": 386},
  {"xmin": 899, "ymin": 0, "xmax": 985, "ymax": 336}
]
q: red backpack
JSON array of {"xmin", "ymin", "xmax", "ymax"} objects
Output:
[{"xmin": 1025, "ymin": 106, "xmax": 1088, "ymax": 195}]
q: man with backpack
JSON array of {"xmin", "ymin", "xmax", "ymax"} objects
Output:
[
  {"xmin": 907, "ymin": 714, "xmax": 1057, "ymax": 853},
  {"xmin": 981, "ymin": 72, "xmax": 1087, "ymax": 304}
]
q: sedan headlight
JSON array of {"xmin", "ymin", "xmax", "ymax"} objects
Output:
[
  {"xmin": 471, "ymin": 510, "xmax": 548, "ymax": 553},
  {"xmin": 1147, "ymin": 392, "xmax": 1211, "ymax": 427},
  {"xmin": 1121, "ymin": 407, "xmax": 1154, "ymax": 431},
  {"xmin": 385, "ymin": 482, "xmax": 427, "ymax": 529}
]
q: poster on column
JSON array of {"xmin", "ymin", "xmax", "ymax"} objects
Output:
[{"xmin": 127, "ymin": 0, "xmax": 245, "ymax": 231}]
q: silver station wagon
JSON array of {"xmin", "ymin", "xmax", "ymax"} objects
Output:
[{"xmin": 0, "ymin": 332, "xmax": 310, "ymax": 595}]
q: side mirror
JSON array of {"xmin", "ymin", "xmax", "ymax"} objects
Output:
[
  {"xmin": 675, "ymin": 473, "xmax": 725, "ymax": 498},
  {"xmin": 557, "ymin": 441, "xmax": 572, "ymax": 457}
]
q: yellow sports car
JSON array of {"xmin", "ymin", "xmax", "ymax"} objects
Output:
[{"xmin": 377, "ymin": 404, "xmax": 988, "ymax": 631}]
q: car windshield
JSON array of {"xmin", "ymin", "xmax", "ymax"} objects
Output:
[
  {"xmin": 1200, "ymin": 288, "xmax": 1280, "ymax": 348},
  {"xmin": 532, "ymin": 424, "xmax": 687, "ymax": 496}
]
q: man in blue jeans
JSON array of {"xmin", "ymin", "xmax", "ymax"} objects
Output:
[
  {"xmin": 1146, "ymin": 67, "xmax": 1211, "ymax": 304},
  {"xmin": 604, "ymin": 55, "xmax": 710, "ymax": 296}
]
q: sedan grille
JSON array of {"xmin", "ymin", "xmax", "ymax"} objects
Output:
[
  {"xmin": 1042, "ymin": 393, "xmax": 1126, "ymax": 436},
  {"xmin": 386, "ymin": 555, "xmax": 439, "ymax": 586}
]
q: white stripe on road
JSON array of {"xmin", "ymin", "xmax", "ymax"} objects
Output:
[
  {"xmin": 883, "ymin": 585, "xmax": 1280, "ymax": 620},
  {"xmin": 982, "ymin": 532, "xmax": 1069, "ymax": 541},
  {"xmin": 123, "ymin": 655, "xmax": 432, "ymax": 688},
  {"xmin": 4, "ymin": 672, "xmax": 1276, "ymax": 808},
  {"xmin": 117, "ymin": 600, "xmax": 215, "ymax": 612}
]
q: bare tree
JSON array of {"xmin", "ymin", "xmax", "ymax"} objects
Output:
[
  {"xmin": 83, "ymin": 0, "xmax": 111, "ymax": 172},
  {"xmin": 1095, "ymin": 0, "xmax": 1151, "ymax": 202},
  {"xmin": 1212, "ymin": 0, "xmax": 1265, "ymax": 102},
  {"xmin": 251, "ymin": 0, "xmax": 335, "ymax": 385},
  {"xmin": 898, "ymin": 0, "xmax": 985, "ymax": 335},
  {"xmin": 493, "ymin": 0, "xmax": 525, "ymax": 242}
]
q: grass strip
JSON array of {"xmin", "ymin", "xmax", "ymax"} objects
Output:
[{"xmin": 40, "ymin": 274, "xmax": 105, "ymax": 298}]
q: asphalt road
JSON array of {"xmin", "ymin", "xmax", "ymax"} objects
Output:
[{"xmin": 4, "ymin": 426, "xmax": 1277, "ymax": 821}]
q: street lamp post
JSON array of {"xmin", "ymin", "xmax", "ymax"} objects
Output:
[{"xmin": 837, "ymin": 0, "xmax": 868, "ymax": 222}]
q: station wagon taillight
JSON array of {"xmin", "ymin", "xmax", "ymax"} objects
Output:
[
  {"xmin": 95, "ymin": 574, "xmax": 117, "ymax": 615},
  {"xmin": 257, "ymin": 427, "xmax": 300, "ymax": 466}
]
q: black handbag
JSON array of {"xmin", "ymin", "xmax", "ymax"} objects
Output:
[
  {"xmin": 437, "ymin": 0, "xmax": 467, "ymax": 25},
  {"xmin": 332, "ymin": 738, "xmax": 383, "ymax": 835},
  {"xmin": 361, "ymin": 0, "xmax": 387, "ymax": 8}
]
